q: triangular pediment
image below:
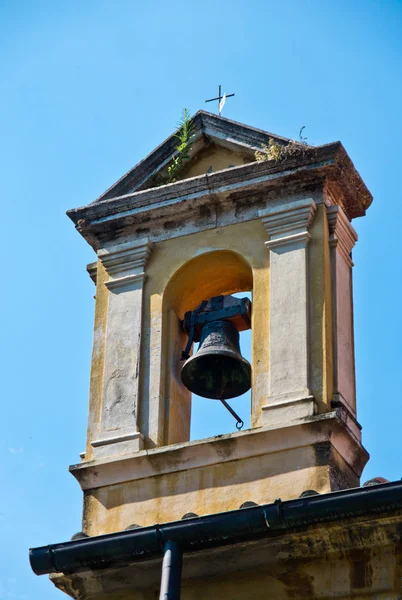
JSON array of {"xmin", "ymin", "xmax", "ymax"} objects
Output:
[{"xmin": 94, "ymin": 111, "xmax": 291, "ymax": 202}]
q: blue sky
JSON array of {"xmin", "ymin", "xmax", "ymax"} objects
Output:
[{"xmin": 1, "ymin": 1, "xmax": 401, "ymax": 598}]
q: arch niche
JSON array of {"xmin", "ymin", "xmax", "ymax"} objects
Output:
[{"xmin": 162, "ymin": 250, "xmax": 253, "ymax": 445}]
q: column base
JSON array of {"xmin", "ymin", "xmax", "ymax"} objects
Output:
[
  {"xmin": 261, "ymin": 395, "xmax": 316, "ymax": 427},
  {"xmin": 90, "ymin": 431, "xmax": 144, "ymax": 459}
]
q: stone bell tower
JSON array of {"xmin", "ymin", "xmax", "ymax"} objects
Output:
[
  {"xmin": 66, "ymin": 112, "xmax": 370, "ymax": 534},
  {"xmin": 32, "ymin": 112, "xmax": 402, "ymax": 600}
]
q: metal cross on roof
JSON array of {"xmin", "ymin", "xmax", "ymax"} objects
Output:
[{"xmin": 205, "ymin": 85, "xmax": 235, "ymax": 116}]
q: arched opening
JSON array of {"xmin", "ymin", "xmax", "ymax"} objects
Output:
[{"xmin": 162, "ymin": 250, "xmax": 253, "ymax": 445}]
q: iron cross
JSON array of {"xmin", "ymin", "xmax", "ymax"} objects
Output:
[{"xmin": 205, "ymin": 85, "xmax": 235, "ymax": 116}]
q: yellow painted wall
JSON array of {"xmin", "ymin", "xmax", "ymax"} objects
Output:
[
  {"xmin": 85, "ymin": 259, "xmax": 109, "ymax": 461},
  {"xmin": 86, "ymin": 206, "xmax": 333, "ymax": 455},
  {"xmin": 309, "ymin": 205, "xmax": 333, "ymax": 412},
  {"xmin": 178, "ymin": 143, "xmax": 253, "ymax": 180},
  {"xmin": 83, "ymin": 203, "xmax": 337, "ymax": 531},
  {"xmin": 83, "ymin": 445, "xmax": 331, "ymax": 536}
]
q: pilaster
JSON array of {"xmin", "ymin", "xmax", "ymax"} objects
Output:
[
  {"xmin": 259, "ymin": 198, "xmax": 316, "ymax": 427},
  {"xmin": 90, "ymin": 238, "xmax": 153, "ymax": 458},
  {"xmin": 327, "ymin": 205, "xmax": 358, "ymax": 419}
]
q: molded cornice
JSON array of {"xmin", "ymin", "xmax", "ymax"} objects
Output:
[{"xmin": 68, "ymin": 141, "xmax": 372, "ymax": 251}]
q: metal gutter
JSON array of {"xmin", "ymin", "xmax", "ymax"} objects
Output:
[{"xmin": 30, "ymin": 480, "xmax": 402, "ymax": 577}]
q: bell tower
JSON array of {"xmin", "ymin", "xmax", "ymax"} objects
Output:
[
  {"xmin": 31, "ymin": 111, "xmax": 402, "ymax": 600},
  {"xmin": 65, "ymin": 111, "xmax": 371, "ymax": 534}
]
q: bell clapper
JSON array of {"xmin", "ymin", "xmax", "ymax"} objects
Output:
[{"xmin": 219, "ymin": 396, "xmax": 244, "ymax": 431}]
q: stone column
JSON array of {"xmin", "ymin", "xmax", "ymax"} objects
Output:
[
  {"xmin": 327, "ymin": 205, "xmax": 358, "ymax": 418},
  {"xmin": 91, "ymin": 238, "xmax": 153, "ymax": 459},
  {"xmin": 259, "ymin": 198, "xmax": 316, "ymax": 427}
]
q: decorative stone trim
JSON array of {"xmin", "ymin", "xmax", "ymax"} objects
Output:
[
  {"xmin": 265, "ymin": 231, "xmax": 311, "ymax": 250},
  {"xmin": 327, "ymin": 205, "xmax": 357, "ymax": 267},
  {"xmin": 98, "ymin": 238, "xmax": 153, "ymax": 279},
  {"xmin": 68, "ymin": 140, "xmax": 373, "ymax": 254},
  {"xmin": 262, "ymin": 396, "xmax": 317, "ymax": 428},
  {"xmin": 91, "ymin": 431, "xmax": 144, "ymax": 448},
  {"xmin": 86, "ymin": 262, "xmax": 97, "ymax": 285},
  {"xmin": 259, "ymin": 198, "xmax": 316, "ymax": 243},
  {"xmin": 105, "ymin": 272, "xmax": 146, "ymax": 291},
  {"xmin": 90, "ymin": 431, "xmax": 145, "ymax": 459}
]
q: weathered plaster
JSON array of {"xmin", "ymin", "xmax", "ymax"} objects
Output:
[
  {"xmin": 327, "ymin": 205, "xmax": 358, "ymax": 417},
  {"xmin": 70, "ymin": 411, "xmax": 369, "ymax": 537},
  {"xmin": 78, "ymin": 191, "xmax": 364, "ymax": 526},
  {"xmin": 309, "ymin": 203, "xmax": 334, "ymax": 413},
  {"xmin": 85, "ymin": 260, "xmax": 109, "ymax": 461},
  {"xmin": 90, "ymin": 239, "xmax": 153, "ymax": 458},
  {"xmin": 178, "ymin": 143, "xmax": 252, "ymax": 180},
  {"xmin": 259, "ymin": 198, "xmax": 316, "ymax": 425}
]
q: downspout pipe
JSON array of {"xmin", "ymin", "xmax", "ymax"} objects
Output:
[
  {"xmin": 30, "ymin": 480, "xmax": 402, "ymax": 576},
  {"xmin": 159, "ymin": 541, "xmax": 183, "ymax": 600}
]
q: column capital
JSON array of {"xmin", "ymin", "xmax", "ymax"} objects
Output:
[
  {"xmin": 98, "ymin": 238, "xmax": 153, "ymax": 290},
  {"xmin": 327, "ymin": 206, "xmax": 357, "ymax": 267},
  {"xmin": 86, "ymin": 262, "xmax": 97, "ymax": 285},
  {"xmin": 259, "ymin": 198, "xmax": 316, "ymax": 249}
]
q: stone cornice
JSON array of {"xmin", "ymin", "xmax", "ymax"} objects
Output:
[
  {"xmin": 67, "ymin": 142, "xmax": 372, "ymax": 251},
  {"xmin": 327, "ymin": 205, "xmax": 358, "ymax": 267}
]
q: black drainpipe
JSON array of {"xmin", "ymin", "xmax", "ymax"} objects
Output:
[{"xmin": 159, "ymin": 541, "xmax": 183, "ymax": 600}]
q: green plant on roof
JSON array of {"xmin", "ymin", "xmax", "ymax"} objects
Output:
[
  {"xmin": 166, "ymin": 108, "xmax": 195, "ymax": 184},
  {"xmin": 255, "ymin": 138, "xmax": 284, "ymax": 162},
  {"xmin": 255, "ymin": 126, "xmax": 310, "ymax": 163}
]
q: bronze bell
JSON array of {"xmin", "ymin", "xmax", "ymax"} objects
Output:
[{"xmin": 181, "ymin": 318, "xmax": 251, "ymax": 400}]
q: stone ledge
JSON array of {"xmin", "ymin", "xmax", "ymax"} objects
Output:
[{"xmin": 70, "ymin": 410, "xmax": 369, "ymax": 491}]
